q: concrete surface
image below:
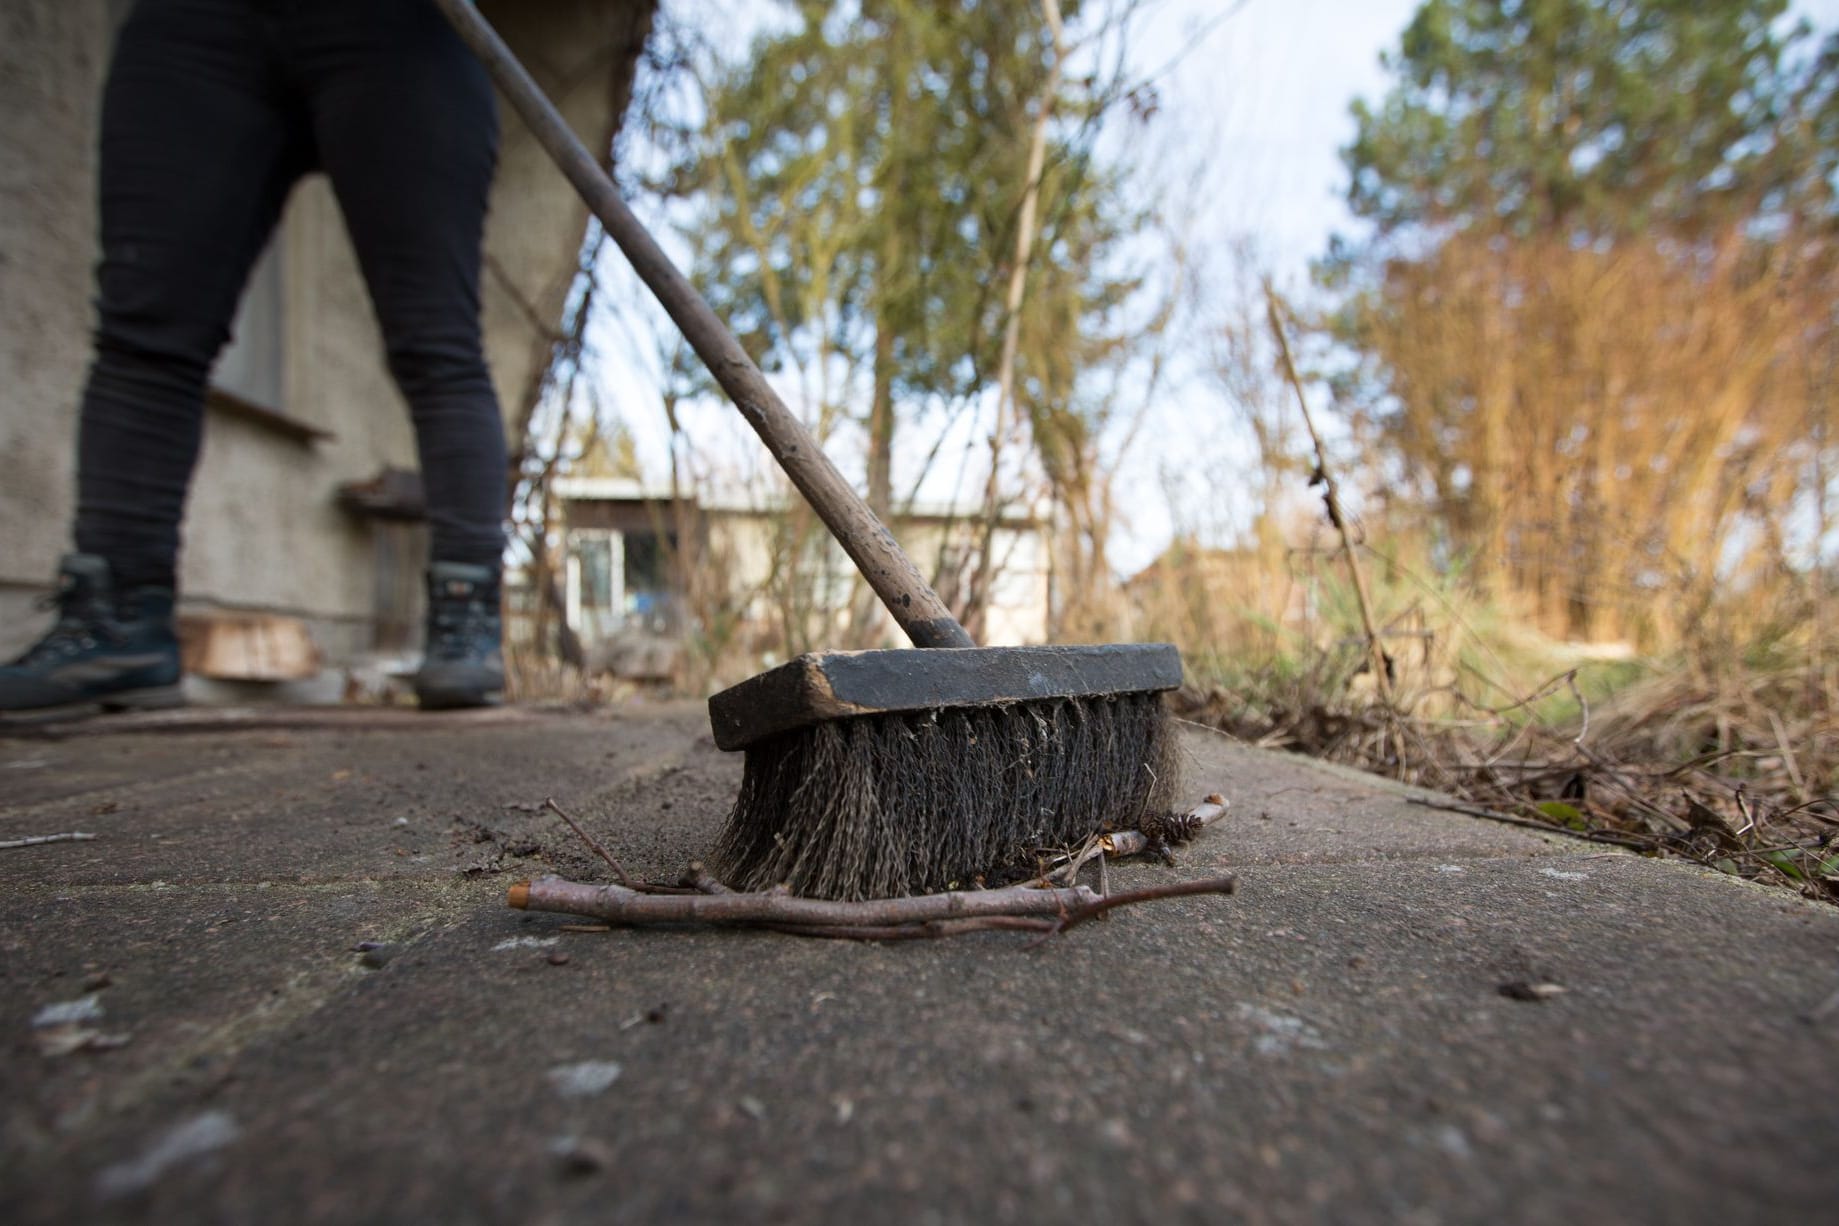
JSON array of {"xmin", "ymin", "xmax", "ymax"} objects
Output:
[{"xmin": 1, "ymin": 705, "xmax": 1835, "ymax": 1224}]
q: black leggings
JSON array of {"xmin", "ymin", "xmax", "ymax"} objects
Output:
[{"xmin": 76, "ymin": 0, "xmax": 508, "ymax": 591}]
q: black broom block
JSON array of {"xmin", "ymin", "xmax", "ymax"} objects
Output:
[{"xmin": 709, "ymin": 646, "xmax": 1183, "ymax": 900}]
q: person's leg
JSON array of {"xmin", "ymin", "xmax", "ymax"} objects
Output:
[
  {"xmin": 4, "ymin": 0, "xmax": 309, "ymax": 718},
  {"xmin": 76, "ymin": 0, "xmax": 310, "ymax": 591},
  {"xmin": 294, "ymin": 0, "xmax": 508, "ymax": 707},
  {"xmin": 295, "ymin": 0, "xmax": 508, "ymax": 571}
]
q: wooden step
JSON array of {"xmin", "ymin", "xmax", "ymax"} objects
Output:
[{"xmin": 178, "ymin": 613, "xmax": 321, "ymax": 682}]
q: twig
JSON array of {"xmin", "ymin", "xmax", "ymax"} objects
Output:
[
  {"xmin": 1041, "ymin": 795, "xmax": 1231, "ymax": 885},
  {"xmin": 1266, "ymin": 282, "xmax": 1391, "ymax": 704},
  {"xmin": 1733, "ymin": 786, "xmax": 1757, "ymax": 839},
  {"xmin": 514, "ymin": 869, "xmax": 1242, "ymax": 942},
  {"xmin": 1043, "ymin": 831, "xmax": 1109, "ymax": 885},
  {"xmin": 543, "ymin": 798, "xmax": 634, "ymax": 888},
  {"xmin": 510, "ymin": 876, "xmax": 1102, "ymax": 926},
  {"xmin": 1405, "ymin": 796, "xmax": 1650, "ymax": 848},
  {"xmin": 678, "ymin": 864, "xmax": 1061, "ymax": 940},
  {"xmin": 1731, "ymin": 840, "xmax": 1831, "ymax": 859},
  {"xmin": 1778, "ymin": 799, "xmax": 1839, "ymax": 827},
  {"xmin": 682, "ymin": 862, "xmax": 734, "ymax": 893},
  {"xmin": 0, "ymin": 832, "xmax": 97, "ymax": 850},
  {"xmin": 1172, "ymin": 715, "xmax": 1248, "ymax": 743},
  {"xmin": 1565, "ymin": 670, "xmax": 1590, "ymax": 748},
  {"xmin": 1096, "ymin": 830, "xmax": 1152, "ymax": 858},
  {"xmin": 1567, "ymin": 741, "xmax": 1692, "ymax": 831},
  {"xmin": 1167, "ymin": 795, "xmax": 1230, "ymax": 838},
  {"xmin": 1765, "ymin": 707, "xmax": 1807, "ymax": 799},
  {"xmin": 1031, "ymin": 875, "xmax": 1239, "ymax": 945}
]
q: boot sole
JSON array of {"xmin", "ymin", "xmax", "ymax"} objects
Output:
[
  {"xmin": 104, "ymin": 683, "xmax": 187, "ymax": 711},
  {"xmin": 0, "ymin": 684, "xmax": 187, "ymax": 726},
  {"xmin": 416, "ymin": 688, "xmax": 506, "ymax": 712}
]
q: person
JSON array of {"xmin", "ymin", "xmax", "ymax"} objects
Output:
[{"xmin": 0, "ymin": 0, "xmax": 508, "ymax": 719}]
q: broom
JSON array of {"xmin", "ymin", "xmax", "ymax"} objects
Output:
[{"xmin": 436, "ymin": 0, "xmax": 1182, "ymax": 899}]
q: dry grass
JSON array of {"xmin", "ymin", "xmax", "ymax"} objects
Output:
[
  {"xmin": 1145, "ymin": 543, "xmax": 1839, "ymax": 904},
  {"xmin": 1193, "ymin": 665, "xmax": 1831, "ymax": 886}
]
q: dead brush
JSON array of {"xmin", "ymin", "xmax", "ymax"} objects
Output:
[{"xmin": 1176, "ymin": 643, "xmax": 1839, "ymax": 905}]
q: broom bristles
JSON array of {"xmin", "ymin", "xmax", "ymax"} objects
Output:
[{"xmin": 710, "ymin": 693, "xmax": 1180, "ymax": 900}]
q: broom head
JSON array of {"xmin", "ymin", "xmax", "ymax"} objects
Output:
[{"xmin": 707, "ymin": 644, "xmax": 1183, "ymax": 899}]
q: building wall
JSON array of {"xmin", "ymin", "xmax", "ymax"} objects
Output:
[
  {"xmin": 0, "ymin": 0, "xmax": 112, "ymax": 657},
  {"xmin": 0, "ymin": 0, "xmax": 649, "ymax": 662},
  {"xmin": 556, "ymin": 494, "xmax": 1052, "ymax": 675}
]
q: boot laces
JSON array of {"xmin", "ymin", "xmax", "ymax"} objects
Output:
[
  {"xmin": 428, "ymin": 582, "xmax": 495, "ymax": 659},
  {"xmin": 14, "ymin": 583, "xmax": 119, "ymax": 667}
]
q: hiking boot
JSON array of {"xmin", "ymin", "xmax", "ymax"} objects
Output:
[
  {"xmin": 0, "ymin": 554, "xmax": 184, "ymax": 722},
  {"xmin": 413, "ymin": 561, "xmax": 504, "ymax": 710}
]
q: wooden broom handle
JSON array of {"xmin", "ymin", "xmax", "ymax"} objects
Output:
[{"xmin": 435, "ymin": 0, "xmax": 976, "ymax": 650}]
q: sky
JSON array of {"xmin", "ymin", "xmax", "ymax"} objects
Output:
[
  {"xmin": 1134, "ymin": 0, "xmax": 1421, "ymax": 273},
  {"xmin": 1134, "ymin": 0, "xmax": 1839, "ymax": 270},
  {"xmin": 596, "ymin": 0, "xmax": 1839, "ymax": 577},
  {"xmin": 1095, "ymin": 0, "xmax": 1431, "ymax": 566}
]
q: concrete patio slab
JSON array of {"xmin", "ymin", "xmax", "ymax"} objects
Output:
[{"xmin": 2, "ymin": 707, "xmax": 1834, "ymax": 1224}]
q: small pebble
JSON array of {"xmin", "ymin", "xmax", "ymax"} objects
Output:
[
  {"xmin": 548, "ymin": 1135, "xmax": 611, "ymax": 1176},
  {"xmin": 547, "ymin": 1061, "xmax": 622, "ymax": 1098},
  {"xmin": 33, "ymin": 995, "xmax": 104, "ymax": 1028},
  {"xmin": 546, "ymin": 951, "xmax": 570, "ymax": 966}
]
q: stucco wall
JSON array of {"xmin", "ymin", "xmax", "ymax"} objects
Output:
[
  {"xmin": 0, "ymin": 0, "xmax": 112, "ymax": 656},
  {"xmin": 0, "ymin": 0, "xmax": 648, "ymax": 661}
]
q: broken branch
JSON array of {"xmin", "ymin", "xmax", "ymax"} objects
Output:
[
  {"xmin": 1405, "ymin": 796, "xmax": 1650, "ymax": 848},
  {"xmin": 1041, "ymin": 875, "xmax": 1239, "ymax": 942},
  {"xmin": 509, "ymin": 876, "xmax": 1101, "ymax": 926},
  {"xmin": 674, "ymin": 862, "xmax": 1073, "ymax": 939},
  {"xmin": 1267, "ymin": 283, "xmax": 1391, "ymax": 704},
  {"xmin": 1042, "ymin": 795, "xmax": 1231, "ymax": 884}
]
